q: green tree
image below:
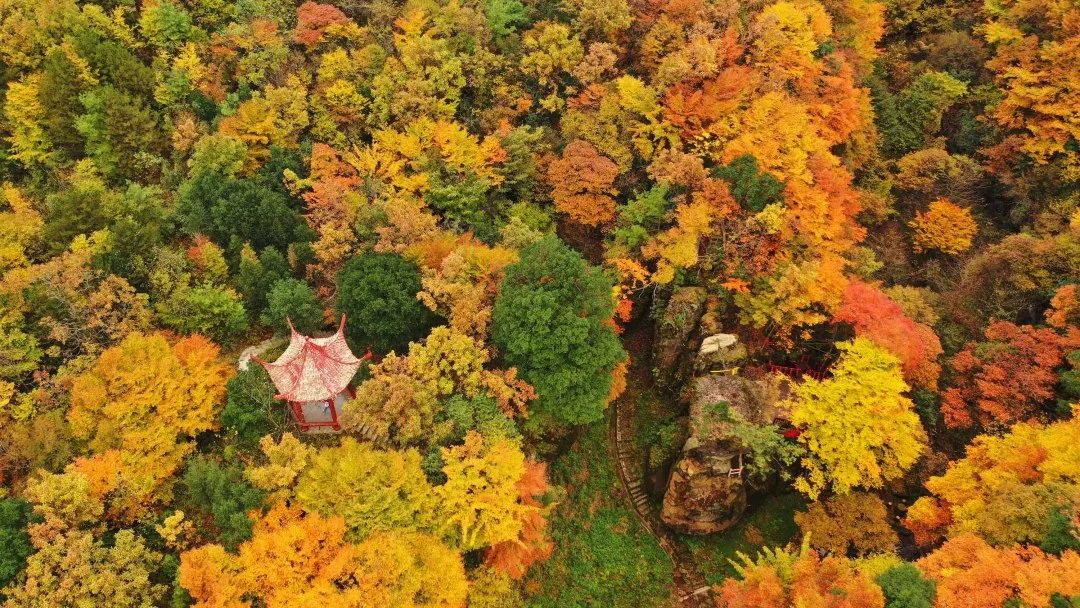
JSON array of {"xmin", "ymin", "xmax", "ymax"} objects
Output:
[
  {"xmin": 0, "ymin": 497, "xmax": 33, "ymax": 593},
  {"xmin": 875, "ymin": 563, "xmax": 935, "ymax": 608},
  {"xmin": 711, "ymin": 154, "xmax": 785, "ymax": 213},
  {"xmin": 221, "ymin": 365, "xmax": 285, "ymax": 450},
  {"xmin": 157, "ymin": 284, "xmax": 248, "ymax": 345},
  {"xmin": 76, "ymin": 86, "xmax": 163, "ymax": 181},
  {"xmin": 336, "ymin": 252, "xmax": 437, "ymax": 353},
  {"xmin": 260, "ymin": 278, "xmax": 322, "ymax": 334},
  {"xmin": 492, "ymin": 236, "xmax": 625, "ymax": 429},
  {"xmin": 178, "ymin": 458, "xmax": 265, "ymax": 551},
  {"xmin": 177, "ymin": 172, "xmax": 303, "ymax": 254},
  {"xmin": 234, "ymin": 245, "xmax": 291, "ymax": 318}
]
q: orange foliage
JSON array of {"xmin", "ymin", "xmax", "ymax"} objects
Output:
[
  {"xmin": 716, "ymin": 547, "xmax": 884, "ymax": 608},
  {"xmin": 909, "ymin": 198, "xmax": 978, "ymax": 255},
  {"xmin": 1047, "ymin": 284, "xmax": 1080, "ymax": 329},
  {"xmin": 834, "ymin": 280, "xmax": 943, "ymax": 388},
  {"xmin": 918, "ymin": 534, "xmax": 1080, "ymax": 608},
  {"xmin": 941, "ymin": 321, "xmax": 1080, "ymax": 428},
  {"xmin": 484, "ymin": 461, "xmax": 554, "ymax": 579},
  {"xmin": 547, "ymin": 140, "xmax": 621, "ymax": 227},
  {"xmin": 294, "ymin": 2, "xmax": 350, "ymax": 48}
]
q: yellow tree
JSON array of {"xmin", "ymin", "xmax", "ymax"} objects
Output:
[
  {"xmin": 909, "ymin": 198, "xmax": 978, "ymax": 255},
  {"xmin": 66, "ymin": 332, "xmax": 231, "ymax": 521},
  {"xmin": 294, "ymin": 437, "xmax": 436, "ymax": 540},
  {"xmin": 904, "ymin": 409, "xmax": 1080, "ymax": 547},
  {"xmin": 2, "ymin": 470, "xmax": 165, "ymax": 607},
  {"xmin": 436, "ymin": 431, "xmax": 536, "ymax": 551},
  {"xmin": 179, "ymin": 503, "xmax": 467, "ymax": 608},
  {"xmin": 785, "ymin": 338, "xmax": 925, "ymax": 499}
]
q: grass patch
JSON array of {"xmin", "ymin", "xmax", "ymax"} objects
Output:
[
  {"xmin": 524, "ymin": 422, "xmax": 673, "ymax": 607},
  {"xmin": 681, "ymin": 492, "xmax": 806, "ymax": 585}
]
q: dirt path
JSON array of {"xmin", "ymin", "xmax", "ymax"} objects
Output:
[{"xmin": 608, "ymin": 325, "xmax": 713, "ymax": 607}]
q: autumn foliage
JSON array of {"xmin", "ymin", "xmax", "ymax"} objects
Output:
[
  {"xmin": 547, "ymin": 140, "xmax": 621, "ymax": 227},
  {"xmin": 941, "ymin": 321, "xmax": 1080, "ymax": 429},
  {"xmin": 909, "ymin": 198, "xmax": 978, "ymax": 255}
]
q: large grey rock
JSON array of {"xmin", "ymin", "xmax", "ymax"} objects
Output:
[
  {"xmin": 696, "ymin": 333, "xmax": 748, "ymax": 373},
  {"xmin": 661, "ymin": 445, "xmax": 747, "ymax": 534},
  {"xmin": 653, "ymin": 287, "xmax": 707, "ymax": 389},
  {"xmin": 660, "ymin": 373, "xmax": 788, "ymax": 534}
]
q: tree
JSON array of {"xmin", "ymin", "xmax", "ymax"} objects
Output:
[
  {"xmin": 76, "ymin": 85, "xmax": 164, "ymax": 181},
  {"xmin": 941, "ymin": 321, "xmax": 1079, "ymax": 429},
  {"xmin": 294, "ymin": 438, "xmax": 436, "ymax": 540},
  {"xmin": 715, "ymin": 542, "xmax": 885, "ymax": 607},
  {"xmin": 177, "ymin": 172, "xmax": 304, "ymax": 254},
  {"xmin": 904, "ymin": 411, "xmax": 1080, "ymax": 547},
  {"xmin": 492, "ymin": 236, "xmax": 625, "ymax": 429},
  {"xmin": 336, "ymin": 252, "xmax": 437, "ymax": 353},
  {"xmin": 917, "ymin": 534, "xmax": 1080, "ymax": 608},
  {"xmin": 177, "ymin": 458, "xmax": 265, "ymax": 551},
  {"xmin": 0, "ymin": 498, "xmax": 33, "ymax": 592},
  {"xmin": 875, "ymin": 563, "xmax": 935, "ymax": 608},
  {"xmin": 157, "ymin": 284, "xmax": 249, "ymax": 346},
  {"xmin": 3, "ymin": 470, "xmax": 165, "ymax": 607},
  {"xmin": 221, "ymin": 365, "xmax": 286, "ymax": 450},
  {"xmin": 785, "ymin": 338, "xmax": 925, "ymax": 499},
  {"xmin": 909, "ymin": 198, "xmax": 977, "ymax": 255},
  {"xmin": 547, "ymin": 140, "xmax": 620, "ymax": 227},
  {"xmin": 436, "ymin": 431, "xmax": 537, "ymax": 551},
  {"xmin": 179, "ymin": 503, "xmax": 468, "ymax": 608},
  {"xmin": 341, "ymin": 326, "xmax": 533, "ymax": 446},
  {"xmin": 67, "ymin": 333, "xmax": 231, "ymax": 521},
  {"xmin": 795, "ymin": 493, "xmax": 898, "ymax": 557},
  {"xmin": 834, "ymin": 281, "xmax": 943, "ymax": 389},
  {"xmin": 260, "ymin": 278, "xmax": 322, "ymax": 334}
]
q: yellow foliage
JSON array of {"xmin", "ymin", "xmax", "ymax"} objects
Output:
[
  {"xmin": 909, "ymin": 198, "xmax": 978, "ymax": 255},
  {"xmin": 437, "ymin": 431, "xmax": 535, "ymax": 551},
  {"xmin": 66, "ymin": 332, "xmax": 231, "ymax": 521},
  {"xmin": 785, "ymin": 337, "xmax": 925, "ymax": 499},
  {"xmin": 244, "ymin": 432, "xmax": 311, "ymax": 502}
]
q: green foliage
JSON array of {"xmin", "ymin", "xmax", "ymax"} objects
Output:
[
  {"xmin": 439, "ymin": 394, "xmax": 519, "ymax": 445},
  {"xmin": 157, "ymin": 284, "xmax": 248, "ymax": 344},
  {"xmin": 1041, "ymin": 506, "xmax": 1080, "ymax": 555},
  {"xmin": 260, "ymin": 278, "xmax": 322, "ymax": 334},
  {"xmin": 485, "ymin": 0, "xmax": 529, "ymax": 37},
  {"xmin": 524, "ymin": 422, "xmax": 672, "ymax": 607},
  {"xmin": 97, "ymin": 184, "xmax": 169, "ymax": 288},
  {"xmin": 76, "ymin": 86, "xmax": 162, "ymax": 181},
  {"xmin": 492, "ymin": 236, "xmax": 625, "ymax": 429},
  {"xmin": 336, "ymin": 252, "xmax": 437, "ymax": 353},
  {"xmin": 875, "ymin": 563, "xmax": 936, "ymax": 608},
  {"xmin": 874, "ymin": 71, "xmax": 968, "ymax": 157},
  {"xmin": 0, "ymin": 497, "xmax": 34, "ymax": 592},
  {"xmin": 682, "ymin": 493, "xmax": 806, "ymax": 583},
  {"xmin": 711, "ymin": 155, "xmax": 785, "ymax": 213},
  {"xmin": 177, "ymin": 172, "xmax": 303, "ymax": 254},
  {"xmin": 221, "ymin": 365, "xmax": 285, "ymax": 450},
  {"xmin": 0, "ymin": 322, "xmax": 44, "ymax": 380},
  {"xmin": 613, "ymin": 186, "xmax": 670, "ymax": 250},
  {"xmin": 726, "ymin": 417, "xmax": 805, "ymax": 482},
  {"xmin": 178, "ymin": 458, "xmax": 265, "ymax": 551},
  {"xmin": 234, "ymin": 246, "xmax": 291, "ymax": 318}
]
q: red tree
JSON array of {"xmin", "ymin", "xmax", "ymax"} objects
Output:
[
  {"xmin": 833, "ymin": 280, "xmax": 943, "ymax": 389},
  {"xmin": 941, "ymin": 321, "xmax": 1080, "ymax": 428}
]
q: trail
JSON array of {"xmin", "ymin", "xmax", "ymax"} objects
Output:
[{"xmin": 608, "ymin": 325, "xmax": 713, "ymax": 607}]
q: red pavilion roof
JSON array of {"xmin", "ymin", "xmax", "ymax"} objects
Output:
[{"xmin": 255, "ymin": 316, "xmax": 363, "ymax": 402}]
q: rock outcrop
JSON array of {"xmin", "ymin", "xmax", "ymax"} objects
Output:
[
  {"xmin": 653, "ymin": 287, "xmax": 707, "ymax": 390},
  {"xmin": 660, "ymin": 345, "xmax": 788, "ymax": 535}
]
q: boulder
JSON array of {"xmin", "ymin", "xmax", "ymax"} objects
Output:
[
  {"xmin": 653, "ymin": 286, "xmax": 707, "ymax": 389},
  {"xmin": 660, "ymin": 369, "xmax": 789, "ymax": 534},
  {"xmin": 661, "ymin": 444, "xmax": 747, "ymax": 534},
  {"xmin": 695, "ymin": 333, "xmax": 748, "ymax": 373}
]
